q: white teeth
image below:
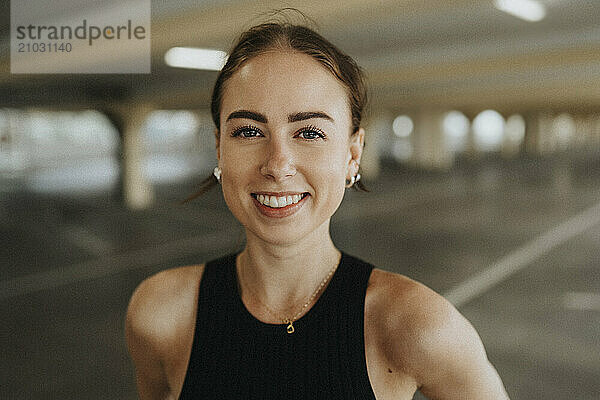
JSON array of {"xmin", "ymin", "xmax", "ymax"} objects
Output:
[
  {"xmin": 270, "ymin": 196, "xmax": 279, "ymax": 207},
  {"xmin": 255, "ymin": 193, "xmax": 305, "ymax": 208}
]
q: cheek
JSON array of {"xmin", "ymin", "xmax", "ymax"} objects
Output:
[
  {"xmin": 220, "ymin": 163, "xmax": 251, "ymax": 207},
  {"xmin": 325, "ymin": 142, "xmax": 351, "ymax": 175},
  {"xmin": 220, "ymin": 175, "xmax": 252, "ymax": 227},
  {"xmin": 308, "ymin": 147, "xmax": 348, "ymax": 193},
  {"xmin": 218, "ymin": 146, "xmax": 253, "ymax": 211},
  {"xmin": 220, "ymin": 143, "xmax": 253, "ymax": 180}
]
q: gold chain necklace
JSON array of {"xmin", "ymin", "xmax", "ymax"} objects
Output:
[{"xmin": 239, "ymin": 259, "xmax": 339, "ymax": 334}]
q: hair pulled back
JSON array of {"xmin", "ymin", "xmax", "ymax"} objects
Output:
[{"xmin": 211, "ymin": 22, "xmax": 367, "ymax": 135}]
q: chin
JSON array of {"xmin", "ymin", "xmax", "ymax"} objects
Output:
[{"xmin": 246, "ymin": 222, "xmax": 309, "ymax": 246}]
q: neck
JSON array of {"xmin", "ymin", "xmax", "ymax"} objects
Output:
[{"xmin": 237, "ymin": 219, "xmax": 341, "ymax": 319}]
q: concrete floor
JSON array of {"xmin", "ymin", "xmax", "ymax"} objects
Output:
[{"xmin": 1, "ymin": 153, "xmax": 599, "ymax": 399}]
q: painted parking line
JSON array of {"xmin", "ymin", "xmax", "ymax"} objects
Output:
[
  {"xmin": 0, "ymin": 230, "xmax": 240, "ymax": 300},
  {"xmin": 562, "ymin": 292, "xmax": 600, "ymax": 311},
  {"xmin": 444, "ymin": 200, "xmax": 600, "ymax": 307}
]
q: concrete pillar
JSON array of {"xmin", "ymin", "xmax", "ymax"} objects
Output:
[
  {"xmin": 523, "ymin": 113, "xmax": 538, "ymax": 155},
  {"xmin": 410, "ymin": 109, "xmax": 454, "ymax": 170},
  {"xmin": 524, "ymin": 112, "xmax": 554, "ymax": 155},
  {"xmin": 574, "ymin": 114, "xmax": 593, "ymax": 148},
  {"xmin": 461, "ymin": 111, "xmax": 478, "ymax": 160},
  {"xmin": 593, "ymin": 115, "xmax": 600, "ymax": 148},
  {"xmin": 121, "ymin": 103, "xmax": 154, "ymax": 210},
  {"xmin": 501, "ymin": 114, "xmax": 525, "ymax": 158}
]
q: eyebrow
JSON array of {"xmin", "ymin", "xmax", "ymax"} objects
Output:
[
  {"xmin": 225, "ymin": 110, "xmax": 334, "ymax": 124},
  {"xmin": 226, "ymin": 110, "xmax": 267, "ymax": 123},
  {"xmin": 288, "ymin": 111, "xmax": 334, "ymax": 123}
]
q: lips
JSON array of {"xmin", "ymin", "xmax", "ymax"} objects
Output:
[
  {"xmin": 250, "ymin": 192, "xmax": 310, "ymax": 218},
  {"xmin": 251, "ymin": 192, "xmax": 309, "ymax": 208}
]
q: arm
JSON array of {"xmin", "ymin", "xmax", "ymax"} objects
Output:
[
  {"xmin": 403, "ymin": 286, "xmax": 510, "ymax": 399},
  {"xmin": 371, "ymin": 271, "xmax": 510, "ymax": 400},
  {"xmin": 125, "ymin": 265, "xmax": 203, "ymax": 400},
  {"xmin": 125, "ymin": 276, "xmax": 173, "ymax": 400}
]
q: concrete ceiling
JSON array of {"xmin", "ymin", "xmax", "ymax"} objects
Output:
[{"xmin": 1, "ymin": 0, "xmax": 599, "ymax": 115}]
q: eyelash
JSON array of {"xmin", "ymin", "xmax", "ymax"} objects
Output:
[
  {"xmin": 231, "ymin": 124, "xmax": 262, "ymax": 138},
  {"xmin": 295, "ymin": 125, "xmax": 327, "ymax": 141},
  {"xmin": 230, "ymin": 124, "xmax": 327, "ymax": 141}
]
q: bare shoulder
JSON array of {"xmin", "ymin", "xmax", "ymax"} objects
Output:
[
  {"xmin": 366, "ymin": 268, "xmax": 458, "ymax": 345},
  {"xmin": 125, "ymin": 265, "xmax": 206, "ymax": 399},
  {"xmin": 366, "ymin": 269, "xmax": 509, "ymax": 399},
  {"xmin": 126, "ymin": 264, "xmax": 205, "ymax": 348}
]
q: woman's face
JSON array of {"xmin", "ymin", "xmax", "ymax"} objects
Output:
[{"xmin": 218, "ymin": 50, "xmax": 364, "ymax": 245}]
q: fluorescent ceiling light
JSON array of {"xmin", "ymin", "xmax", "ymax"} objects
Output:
[
  {"xmin": 494, "ymin": 0, "xmax": 546, "ymax": 22},
  {"xmin": 164, "ymin": 47, "xmax": 228, "ymax": 71}
]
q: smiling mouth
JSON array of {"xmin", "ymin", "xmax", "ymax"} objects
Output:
[{"xmin": 251, "ymin": 192, "xmax": 309, "ymax": 208}]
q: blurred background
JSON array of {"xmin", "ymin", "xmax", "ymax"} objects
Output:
[{"xmin": 1, "ymin": 0, "xmax": 599, "ymax": 399}]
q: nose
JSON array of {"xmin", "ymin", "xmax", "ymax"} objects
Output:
[{"xmin": 259, "ymin": 137, "xmax": 296, "ymax": 181}]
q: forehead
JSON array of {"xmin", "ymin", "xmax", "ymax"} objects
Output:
[{"xmin": 221, "ymin": 51, "xmax": 350, "ymax": 123}]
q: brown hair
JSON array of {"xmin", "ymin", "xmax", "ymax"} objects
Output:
[
  {"xmin": 211, "ymin": 22, "xmax": 367, "ymax": 135},
  {"xmin": 183, "ymin": 19, "xmax": 368, "ymax": 203}
]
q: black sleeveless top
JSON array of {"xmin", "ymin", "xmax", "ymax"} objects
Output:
[{"xmin": 179, "ymin": 252, "xmax": 377, "ymax": 400}]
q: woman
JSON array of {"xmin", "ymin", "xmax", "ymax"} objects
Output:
[{"xmin": 126, "ymin": 21, "xmax": 510, "ymax": 399}]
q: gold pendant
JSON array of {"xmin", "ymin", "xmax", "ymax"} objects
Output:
[{"xmin": 286, "ymin": 321, "xmax": 295, "ymax": 334}]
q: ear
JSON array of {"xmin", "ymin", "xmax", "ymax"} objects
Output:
[
  {"xmin": 347, "ymin": 128, "xmax": 365, "ymax": 175},
  {"xmin": 214, "ymin": 128, "xmax": 221, "ymax": 161}
]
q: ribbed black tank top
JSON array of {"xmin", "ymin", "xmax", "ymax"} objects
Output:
[{"xmin": 179, "ymin": 252, "xmax": 377, "ymax": 400}]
